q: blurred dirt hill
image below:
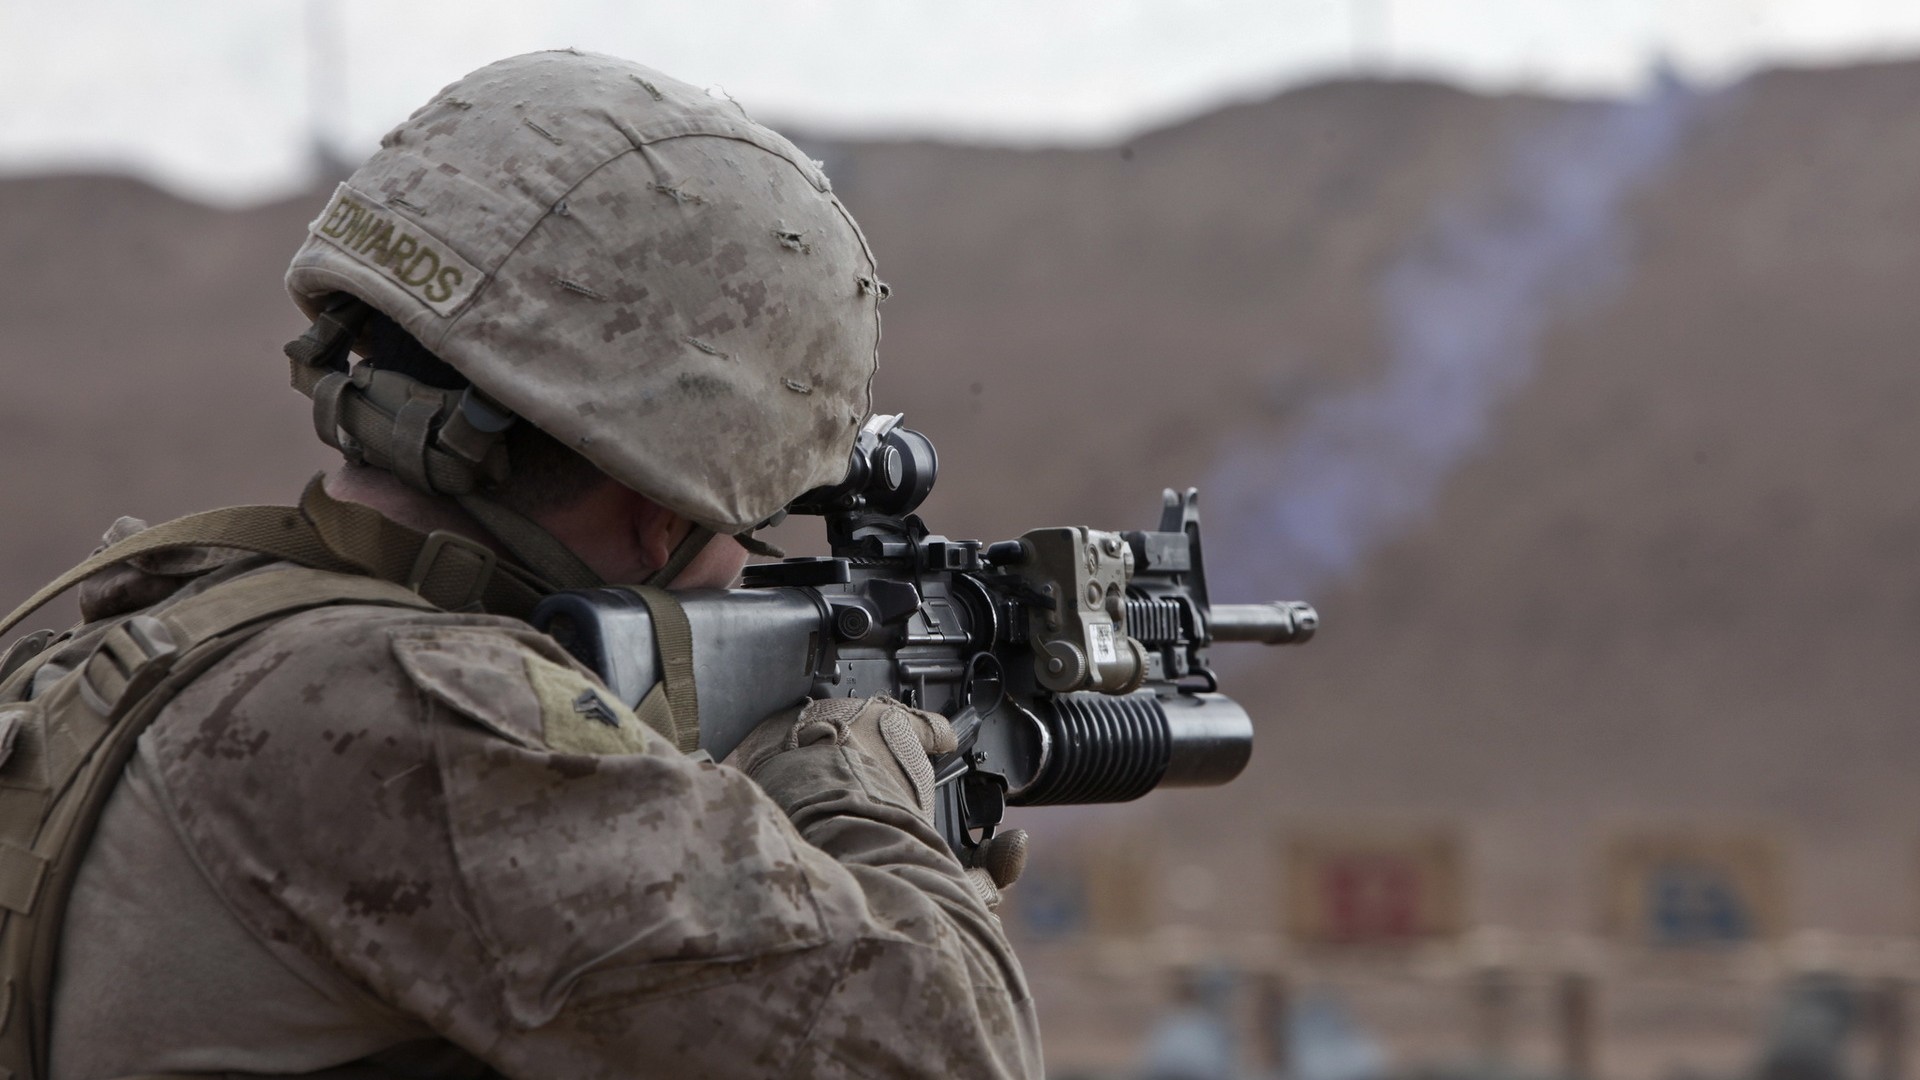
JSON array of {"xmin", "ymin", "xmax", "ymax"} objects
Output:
[{"xmin": 5, "ymin": 60, "xmax": 1920, "ymax": 940}]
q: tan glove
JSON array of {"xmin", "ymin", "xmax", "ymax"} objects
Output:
[
  {"xmin": 965, "ymin": 828, "xmax": 1031, "ymax": 912},
  {"xmin": 727, "ymin": 694, "xmax": 954, "ymax": 815},
  {"xmin": 726, "ymin": 695, "xmax": 1030, "ymax": 909}
]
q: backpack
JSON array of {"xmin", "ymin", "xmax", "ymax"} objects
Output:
[{"xmin": 0, "ymin": 485, "xmax": 527, "ymax": 1080}]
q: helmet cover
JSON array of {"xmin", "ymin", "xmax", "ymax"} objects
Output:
[{"xmin": 287, "ymin": 50, "xmax": 881, "ymax": 532}]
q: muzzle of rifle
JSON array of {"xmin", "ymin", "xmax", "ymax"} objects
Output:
[{"xmin": 1208, "ymin": 602, "xmax": 1318, "ymax": 644}]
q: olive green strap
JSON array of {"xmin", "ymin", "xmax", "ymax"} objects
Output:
[
  {"xmin": 5, "ymin": 567, "xmax": 440, "ymax": 1080},
  {"xmin": 641, "ymin": 525, "xmax": 715, "ymax": 589},
  {"xmin": 628, "ymin": 586, "xmax": 700, "ymax": 754},
  {"xmin": 454, "ymin": 493, "xmax": 604, "ymax": 591},
  {"xmin": 296, "ymin": 480, "xmax": 552, "ymax": 616},
  {"xmin": 631, "ymin": 681, "xmax": 679, "ymax": 745},
  {"xmin": 734, "ymin": 531, "xmax": 786, "ymax": 559},
  {"xmin": 0, "ymin": 504, "xmax": 354, "ymax": 642},
  {"xmin": 0, "ymin": 478, "xmax": 557, "ymax": 641}
]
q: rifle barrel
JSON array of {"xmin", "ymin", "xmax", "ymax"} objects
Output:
[{"xmin": 1209, "ymin": 602, "xmax": 1318, "ymax": 645}]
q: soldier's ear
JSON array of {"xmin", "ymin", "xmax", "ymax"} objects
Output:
[{"xmin": 628, "ymin": 495, "xmax": 688, "ymax": 577}]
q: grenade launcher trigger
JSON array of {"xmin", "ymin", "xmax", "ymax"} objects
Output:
[{"xmin": 532, "ymin": 414, "xmax": 1318, "ymax": 862}]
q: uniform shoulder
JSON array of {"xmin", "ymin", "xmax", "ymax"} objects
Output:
[
  {"xmin": 304, "ymin": 597, "xmax": 594, "ymax": 737},
  {"xmin": 148, "ymin": 595, "xmax": 597, "ymax": 769},
  {"xmin": 256, "ymin": 599, "xmax": 566, "ymax": 670}
]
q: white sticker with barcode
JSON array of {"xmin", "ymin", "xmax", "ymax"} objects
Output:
[{"xmin": 1091, "ymin": 623, "xmax": 1119, "ymax": 664}]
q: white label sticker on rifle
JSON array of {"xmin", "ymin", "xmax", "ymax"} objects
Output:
[{"xmin": 1091, "ymin": 623, "xmax": 1119, "ymax": 664}]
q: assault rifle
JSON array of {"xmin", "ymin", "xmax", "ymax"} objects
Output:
[{"xmin": 532, "ymin": 414, "xmax": 1317, "ymax": 862}]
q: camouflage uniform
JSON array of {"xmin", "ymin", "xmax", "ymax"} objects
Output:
[
  {"xmin": 28, "ymin": 48, "xmax": 1041, "ymax": 1080},
  {"xmin": 46, "ymin": 544, "xmax": 1040, "ymax": 1078}
]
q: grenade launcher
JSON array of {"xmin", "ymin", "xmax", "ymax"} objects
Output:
[{"xmin": 531, "ymin": 414, "xmax": 1317, "ymax": 862}]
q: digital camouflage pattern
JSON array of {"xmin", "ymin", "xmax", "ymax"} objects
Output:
[
  {"xmin": 286, "ymin": 50, "xmax": 883, "ymax": 534},
  {"xmin": 48, "ymin": 561, "xmax": 1040, "ymax": 1078}
]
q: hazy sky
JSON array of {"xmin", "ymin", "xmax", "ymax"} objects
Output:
[{"xmin": 5, "ymin": 0, "xmax": 1920, "ymax": 203}]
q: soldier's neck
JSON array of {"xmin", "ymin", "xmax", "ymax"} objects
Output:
[{"xmin": 322, "ymin": 464, "xmax": 511, "ymax": 558}]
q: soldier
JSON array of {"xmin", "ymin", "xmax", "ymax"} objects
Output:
[{"xmin": 0, "ymin": 51, "xmax": 1040, "ymax": 1078}]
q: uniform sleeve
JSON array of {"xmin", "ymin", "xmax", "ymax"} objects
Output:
[{"xmin": 144, "ymin": 605, "xmax": 1042, "ymax": 1080}]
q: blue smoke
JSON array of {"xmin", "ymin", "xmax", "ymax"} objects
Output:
[{"xmin": 1207, "ymin": 75, "xmax": 1710, "ymax": 601}]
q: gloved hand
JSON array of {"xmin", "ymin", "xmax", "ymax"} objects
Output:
[
  {"xmin": 966, "ymin": 828, "xmax": 1030, "ymax": 912},
  {"xmin": 726, "ymin": 695, "xmax": 1030, "ymax": 909}
]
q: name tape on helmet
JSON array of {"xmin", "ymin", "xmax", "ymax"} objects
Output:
[{"xmin": 307, "ymin": 184, "xmax": 484, "ymax": 317}]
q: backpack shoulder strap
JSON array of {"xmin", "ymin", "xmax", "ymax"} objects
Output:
[
  {"xmin": 0, "ymin": 477, "xmax": 553, "ymax": 644},
  {"xmin": 0, "ymin": 566, "xmax": 441, "ymax": 1080},
  {"xmin": 0, "ymin": 505, "xmax": 352, "ymax": 641}
]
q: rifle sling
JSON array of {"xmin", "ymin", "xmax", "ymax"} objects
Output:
[{"xmin": 627, "ymin": 586, "xmax": 701, "ymax": 754}]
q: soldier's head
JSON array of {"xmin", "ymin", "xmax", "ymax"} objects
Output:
[{"xmin": 280, "ymin": 50, "xmax": 882, "ymax": 586}]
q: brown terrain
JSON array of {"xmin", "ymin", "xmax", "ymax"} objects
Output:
[{"xmin": 6, "ymin": 58, "xmax": 1920, "ymax": 1075}]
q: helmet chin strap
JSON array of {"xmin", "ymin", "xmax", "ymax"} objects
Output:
[
  {"xmin": 643, "ymin": 525, "xmax": 715, "ymax": 588},
  {"xmin": 462, "ymin": 494, "xmax": 714, "ymax": 590},
  {"xmin": 455, "ymin": 493, "xmax": 605, "ymax": 591}
]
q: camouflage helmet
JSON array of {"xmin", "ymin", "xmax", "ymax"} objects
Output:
[{"xmin": 285, "ymin": 50, "xmax": 881, "ymax": 534}]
